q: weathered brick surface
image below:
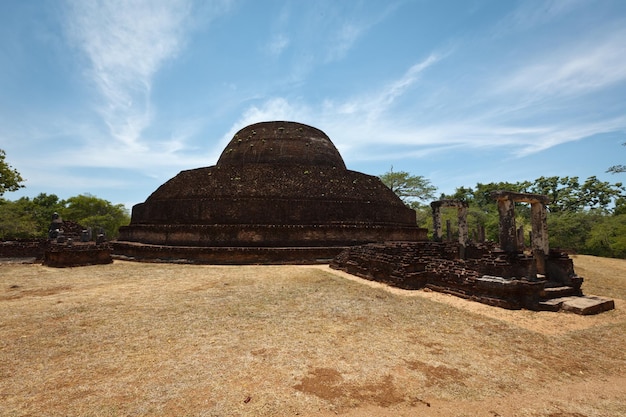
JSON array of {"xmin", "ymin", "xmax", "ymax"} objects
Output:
[
  {"xmin": 0, "ymin": 239, "xmax": 49, "ymax": 259},
  {"xmin": 117, "ymin": 122, "xmax": 427, "ymax": 263},
  {"xmin": 43, "ymin": 244, "xmax": 112, "ymax": 268},
  {"xmin": 113, "ymin": 241, "xmax": 344, "ymax": 264},
  {"xmin": 330, "ymin": 241, "xmax": 575, "ymax": 310}
]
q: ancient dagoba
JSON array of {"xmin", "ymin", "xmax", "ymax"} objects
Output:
[{"xmin": 115, "ymin": 121, "xmax": 426, "ymax": 263}]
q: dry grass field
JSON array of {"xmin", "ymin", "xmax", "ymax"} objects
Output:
[{"xmin": 1, "ymin": 255, "xmax": 625, "ymax": 417}]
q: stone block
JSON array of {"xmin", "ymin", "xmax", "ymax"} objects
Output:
[{"xmin": 561, "ymin": 296, "xmax": 615, "ymax": 315}]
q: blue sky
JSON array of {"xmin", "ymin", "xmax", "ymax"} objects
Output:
[{"xmin": 1, "ymin": 0, "xmax": 625, "ymax": 210}]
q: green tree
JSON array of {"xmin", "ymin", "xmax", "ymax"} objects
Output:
[
  {"xmin": 529, "ymin": 175, "xmax": 624, "ymax": 213},
  {"xmin": 0, "ymin": 194, "xmax": 64, "ymax": 239},
  {"xmin": 0, "ymin": 149, "xmax": 25, "ymax": 196},
  {"xmin": 547, "ymin": 211, "xmax": 599, "ymax": 252},
  {"xmin": 379, "ymin": 167, "xmax": 437, "ymax": 208},
  {"xmin": 585, "ymin": 214, "xmax": 626, "ymax": 258},
  {"xmin": 0, "ymin": 198, "xmax": 38, "ymax": 238},
  {"xmin": 60, "ymin": 194, "xmax": 130, "ymax": 238}
]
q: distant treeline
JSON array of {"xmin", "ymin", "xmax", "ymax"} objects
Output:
[
  {"xmin": 420, "ymin": 176, "xmax": 626, "ymax": 259},
  {"xmin": 0, "ymin": 193, "xmax": 130, "ymax": 240}
]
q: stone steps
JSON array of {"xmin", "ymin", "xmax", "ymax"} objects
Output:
[{"xmin": 541, "ymin": 286, "xmax": 581, "ymax": 299}]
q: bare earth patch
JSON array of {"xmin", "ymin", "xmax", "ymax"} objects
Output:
[{"xmin": 1, "ymin": 255, "xmax": 625, "ymax": 416}]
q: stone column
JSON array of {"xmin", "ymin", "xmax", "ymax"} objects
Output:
[
  {"xmin": 458, "ymin": 205, "xmax": 468, "ymax": 246},
  {"xmin": 458, "ymin": 205, "xmax": 468, "ymax": 259},
  {"xmin": 517, "ymin": 225, "xmax": 525, "ymax": 250},
  {"xmin": 495, "ymin": 196, "xmax": 518, "ymax": 252},
  {"xmin": 530, "ymin": 202, "xmax": 549, "ymax": 275},
  {"xmin": 431, "ymin": 202, "xmax": 442, "ymax": 242}
]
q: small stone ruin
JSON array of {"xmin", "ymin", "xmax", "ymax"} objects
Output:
[
  {"xmin": 0, "ymin": 214, "xmax": 112, "ymax": 267},
  {"xmin": 331, "ymin": 191, "xmax": 615, "ymax": 315},
  {"xmin": 43, "ymin": 215, "xmax": 112, "ymax": 267}
]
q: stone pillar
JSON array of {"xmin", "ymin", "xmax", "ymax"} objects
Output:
[
  {"xmin": 431, "ymin": 199, "xmax": 469, "ymax": 252},
  {"xmin": 530, "ymin": 202, "xmax": 549, "ymax": 275},
  {"xmin": 431, "ymin": 202, "xmax": 442, "ymax": 242},
  {"xmin": 458, "ymin": 205, "xmax": 468, "ymax": 259},
  {"xmin": 495, "ymin": 197, "xmax": 518, "ymax": 252},
  {"xmin": 517, "ymin": 225, "xmax": 525, "ymax": 250}
]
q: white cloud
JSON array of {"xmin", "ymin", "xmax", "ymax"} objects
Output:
[
  {"xmin": 265, "ymin": 33, "xmax": 290, "ymax": 57},
  {"xmin": 325, "ymin": 23, "xmax": 363, "ymax": 62},
  {"xmin": 499, "ymin": 29, "xmax": 626, "ymax": 99},
  {"xmin": 323, "ymin": 2, "xmax": 401, "ymax": 63},
  {"xmin": 494, "ymin": 0, "xmax": 589, "ymax": 34},
  {"xmin": 513, "ymin": 115, "xmax": 626, "ymax": 157},
  {"xmin": 64, "ymin": 0, "xmax": 193, "ymax": 149},
  {"xmin": 324, "ymin": 53, "xmax": 443, "ymax": 122}
]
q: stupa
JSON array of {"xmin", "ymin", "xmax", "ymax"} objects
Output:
[{"xmin": 115, "ymin": 121, "xmax": 427, "ymax": 263}]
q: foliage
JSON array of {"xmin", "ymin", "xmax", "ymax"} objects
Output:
[
  {"xmin": 440, "ymin": 175, "xmax": 626, "ymax": 257},
  {"xmin": 60, "ymin": 194, "xmax": 130, "ymax": 239},
  {"xmin": 0, "ymin": 149, "xmax": 25, "ymax": 196},
  {"xmin": 585, "ymin": 214, "xmax": 626, "ymax": 258},
  {"xmin": 528, "ymin": 175, "xmax": 624, "ymax": 213},
  {"xmin": 378, "ymin": 167, "xmax": 437, "ymax": 208},
  {"xmin": 0, "ymin": 199, "xmax": 38, "ymax": 238},
  {"xmin": 0, "ymin": 193, "xmax": 129, "ymax": 240}
]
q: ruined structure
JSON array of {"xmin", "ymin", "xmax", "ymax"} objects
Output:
[
  {"xmin": 430, "ymin": 199, "xmax": 469, "ymax": 258},
  {"xmin": 332, "ymin": 193, "xmax": 615, "ymax": 314},
  {"xmin": 42, "ymin": 243, "xmax": 112, "ymax": 267},
  {"xmin": 115, "ymin": 121, "xmax": 427, "ymax": 263},
  {"xmin": 0, "ymin": 215, "xmax": 112, "ymax": 267}
]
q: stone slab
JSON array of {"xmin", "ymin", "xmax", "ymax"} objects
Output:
[
  {"xmin": 542, "ymin": 286, "xmax": 579, "ymax": 299},
  {"xmin": 561, "ymin": 295, "xmax": 615, "ymax": 315},
  {"xmin": 538, "ymin": 297, "xmax": 572, "ymax": 312}
]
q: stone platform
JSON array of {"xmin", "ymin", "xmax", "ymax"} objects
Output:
[
  {"xmin": 43, "ymin": 243, "xmax": 112, "ymax": 268},
  {"xmin": 330, "ymin": 241, "xmax": 615, "ymax": 315},
  {"xmin": 113, "ymin": 241, "xmax": 347, "ymax": 264}
]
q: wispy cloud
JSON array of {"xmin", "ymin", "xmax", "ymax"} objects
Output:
[
  {"xmin": 324, "ymin": 2, "xmax": 401, "ymax": 63},
  {"xmin": 325, "ymin": 53, "xmax": 443, "ymax": 122},
  {"xmin": 265, "ymin": 33, "xmax": 290, "ymax": 57},
  {"xmin": 498, "ymin": 28, "xmax": 626, "ymax": 100},
  {"xmin": 64, "ymin": 0, "xmax": 193, "ymax": 149},
  {"xmin": 512, "ymin": 115, "xmax": 626, "ymax": 157},
  {"xmin": 494, "ymin": 0, "xmax": 588, "ymax": 34},
  {"xmin": 325, "ymin": 22, "xmax": 364, "ymax": 63}
]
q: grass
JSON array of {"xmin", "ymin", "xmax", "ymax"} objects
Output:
[{"xmin": 0, "ymin": 256, "xmax": 625, "ymax": 417}]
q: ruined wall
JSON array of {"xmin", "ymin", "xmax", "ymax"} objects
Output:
[
  {"xmin": 330, "ymin": 241, "xmax": 561, "ymax": 310},
  {"xmin": 43, "ymin": 244, "xmax": 112, "ymax": 267},
  {"xmin": 0, "ymin": 239, "xmax": 49, "ymax": 259},
  {"xmin": 118, "ymin": 224, "xmax": 427, "ymax": 247},
  {"xmin": 113, "ymin": 241, "xmax": 344, "ymax": 264}
]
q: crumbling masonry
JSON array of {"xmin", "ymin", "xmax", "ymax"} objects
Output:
[{"xmin": 332, "ymin": 192, "xmax": 615, "ymax": 315}]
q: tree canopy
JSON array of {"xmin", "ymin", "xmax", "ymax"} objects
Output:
[
  {"xmin": 0, "ymin": 149, "xmax": 25, "ymax": 196},
  {"xmin": 439, "ymin": 175, "xmax": 626, "ymax": 258},
  {"xmin": 378, "ymin": 167, "xmax": 437, "ymax": 208},
  {"xmin": 0, "ymin": 193, "xmax": 130, "ymax": 239}
]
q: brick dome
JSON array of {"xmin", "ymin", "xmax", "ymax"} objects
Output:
[
  {"xmin": 217, "ymin": 121, "xmax": 347, "ymax": 169},
  {"xmin": 116, "ymin": 121, "xmax": 426, "ymax": 263}
]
